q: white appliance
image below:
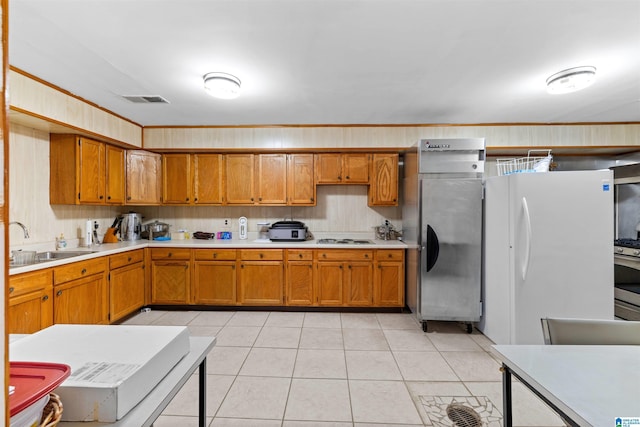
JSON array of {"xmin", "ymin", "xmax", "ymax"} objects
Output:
[{"xmin": 479, "ymin": 170, "xmax": 615, "ymax": 344}]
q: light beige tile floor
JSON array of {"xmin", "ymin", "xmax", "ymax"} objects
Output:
[{"xmin": 122, "ymin": 310, "xmax": 566, "ymax": 426}]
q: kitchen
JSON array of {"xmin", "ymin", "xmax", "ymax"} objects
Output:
[{"xmin": 3, "ymin": 1, "xmax": 640, "ymax": 426}]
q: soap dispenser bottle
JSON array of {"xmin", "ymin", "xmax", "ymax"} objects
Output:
[{"xmin": 56, "ymin": 233, "xmax": 67, "ymax": 249}]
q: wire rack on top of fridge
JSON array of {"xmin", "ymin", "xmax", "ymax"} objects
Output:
[{"xmin": 496, "ymin": 150, "xmax": 553, "ymax": 176}]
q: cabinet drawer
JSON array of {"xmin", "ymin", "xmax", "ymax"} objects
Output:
[
  {"xmin": 376, "ymin": 250, "xmax": 404, "ymax": 261},
  {"xmin": 316, "ymin": 250, "xmax": 373, "ymax": 261},
  {"xmin": 109, "ymin": 249, "xmax": 144, "ymax": 270},
  {"xmin": 287, "ymin": 250, "xmax": 313, "ymax": 261},
  {"xmin": 54, "ymin": 258, "xmax": 107, "ymax": 285},
  {"xmin": 240, "ymin": 249, "xmax": 284, "ymax": 261},
  {"xmin": 151, "ymin": 248, "xmax": 191, "ymax": 260},
  {"xmin": 9, "ymin": 269, "xmax": 53, "ymax": 297},
  {"xmin": 194, "ymin": 249, "xmax": 237, "ymax": 261}
]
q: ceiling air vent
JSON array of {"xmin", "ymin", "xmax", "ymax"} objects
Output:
[{"xmin": 122, "ymin": 95, "xmax": 170, "ymax": 104}]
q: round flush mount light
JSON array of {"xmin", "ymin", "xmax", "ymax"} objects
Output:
[
  {"xmin": 203, "ymin": 72, "xmax": 241, "ymax": 99},
  {"xmin": 546, "ymin": 66, "xmax": 596, "ymax": 95}
]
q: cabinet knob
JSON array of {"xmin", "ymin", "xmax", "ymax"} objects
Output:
[
  {"xmin": 107, "ymin": 196, "xmax": 111, "ymax": 200},
  {"xmin": 194, "ymin": 198, "xmax": 198, "ymax": 202},
  {"xmin": 322, "ymin": 253, "xmax": 326, "ymax": 258},
  {"xmin": 168, "ymin": 253, "xmax": 172, "ymax": 257},
  {"xmin": 42, "ymin": 295, "xmax": 49, "ymax": 301},
  {"xmin": 213, "ymin": 253, "xmax": 217, "ymax": 259},
  {"xmin": 251, "ymin": 198, "xmax": 254, "ymax": 202},
  {"xmin": 388, "ymin": 254, "xmax": 392, "ymax": 258},
  {"xmin": 56, "ymin": 290, "xmax": 63, "ymax": 296},
  {"xmin": 127, "ymin": 196, "xmax": 132, "ymax": 200},
  {"xmin": 259, "ymin": 253, "xmax": 264, "ymax": 259},
  {"xmin": 365, "ymin": 254, "xmax": 369, "ymax": 258},
  {"xmin": 99, "ymin": 195, "xmax": 104, "ymax": 199},
  {"xmin": 81, "ymin": 268, "xmax": 87, "ymax": 274},
  {"xmin": 298, "ymin": 254, "xmax": 303, "ymax": 258},
  {"xmin": 310, "ymin": 197, "xmax": 314, "ymax": 202},
  {"xmin": 259, "ymin": 197, "xmax": 262, "ymax": 201},
  {"xmin": 9, "ymin": 287, "xmax": 14, "ymax": 294},
  {"xmin": 337, "ymin": 175, "xmax": 342, "ymax": 180},
  {"xmin": 339, "ymin": 265, "xmax": 343, "ymax": 269},
  {"xmin": 348, "ymin": 265, "xmax": 352, "ymax": 269},
  {"xmin": 128, "ymin": 257, "xmax": 132, "ymax": 262},
  {"xmin": 346, "ymin": 175, "xmax": 350, "ymax": 179},
  {"xmin": 241, "ymin": 264, "xmax": 244, "ymax": 269},
  {"xmin": 186, "ymin": 197, "xmax": 190, "ymax": 202}
]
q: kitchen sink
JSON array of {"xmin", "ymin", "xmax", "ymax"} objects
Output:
[{"xmin": 9, "ymin": 250, "xmax": 98, "ymax": 268}]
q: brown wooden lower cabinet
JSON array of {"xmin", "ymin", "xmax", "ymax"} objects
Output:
[
  {"xmin": 8, "ymin": 269, "xmax": 54, "ymax": 334},
  {"xmin": 193, "ymin": 249, "xmax": 238, "ymax": 305},
  {"xmin": 315, "ymin": 250, "xmax": 375, "ymax": 306},
  {"xmin": 237, "ymin": 250, "xmax": 284, "ymax": 305},
  {"xmin": 374, "ymin": 250, "xmax": 405, "ymax": 307},
  {"xmin": 150, "ymin": 249, "xmax": 191, "ymax": 304},
  {"xmin": 53, "ymin": 258, "xmax": 109, "ymax": 325},
  {"xmin": 109, "ymin": 249, "xmax": 145, "ymax": 322},
  {"xmin": 286, "ymin": 250, "xmax": 314, "ymax": 305}
]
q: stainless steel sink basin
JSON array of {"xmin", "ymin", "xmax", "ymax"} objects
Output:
[
  {"xmin": 9, "ymin": 250, "xmax": 98, "ymax": 268},
  {"xmin": 36, "ymin": 250, "xmax": 97, "ymax": 261}
]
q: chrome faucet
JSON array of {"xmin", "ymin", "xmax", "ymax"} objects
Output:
[{"xmin": 9, "ymin": 221, "xmax": 30, "ymax": 239}]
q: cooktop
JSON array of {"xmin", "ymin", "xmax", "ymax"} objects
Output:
[{"xmin": 317, "ymin": 238, "xmax": 373, "ymax": 245}]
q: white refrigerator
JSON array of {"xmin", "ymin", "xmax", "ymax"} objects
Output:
[{"xmin": 479, "ymin": 170, "xmax": 614, "ymax": 344}]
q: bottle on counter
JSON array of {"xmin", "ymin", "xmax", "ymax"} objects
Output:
[{"xmin": 56, "ymin": 233, "xmax": 67, "ymax": 249}]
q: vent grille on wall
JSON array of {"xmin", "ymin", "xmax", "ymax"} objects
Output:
[{"xmin": 122, "ymin": 95, "xmax": 170, "ymax": 104}]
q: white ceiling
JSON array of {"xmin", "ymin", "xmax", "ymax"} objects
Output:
[{"xmin": 8, "ymin": 0, "xmax": 640, "ymax": 127}]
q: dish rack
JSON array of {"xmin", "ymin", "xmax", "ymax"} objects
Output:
[{"xmin": 496, "ymin": 150, "xmax": 552, "ymax": 176}]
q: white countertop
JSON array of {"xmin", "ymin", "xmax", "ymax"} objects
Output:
[
  {"xmin": 493, "ymin": 345, "xmax": 640, "ymax": 427},
  {"xmin": 9, "ymin": 233, "xmax": 406, "ymax": 275}
]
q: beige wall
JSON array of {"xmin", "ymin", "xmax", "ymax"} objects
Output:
[{"xmin": 143, "ymin": 124, "xmax": 640, "ymax": 150}]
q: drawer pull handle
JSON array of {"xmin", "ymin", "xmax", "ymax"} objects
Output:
[
  {"xmin": 56, "ymin": 290, "xmax": 63, "ymax": 296},
  {"xmin": 81, "ymin": 268, "xmax": 87, "ymax": 274},
  {"xmin": 42, "ymin": 295, "xmax": 49, "ymax": 301}
]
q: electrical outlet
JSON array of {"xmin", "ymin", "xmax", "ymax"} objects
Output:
[{"xmin": 224, "ymin": 218, "xmax": 230, "ymax": 226}]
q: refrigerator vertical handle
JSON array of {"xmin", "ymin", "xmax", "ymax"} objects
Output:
[
  {"xmin": 426, "ymin": 224, "xmax": 440, "ymax": 272},
  {"xmin": 521, "ymin": 197, "xmax": 532, "ymax": 280}
]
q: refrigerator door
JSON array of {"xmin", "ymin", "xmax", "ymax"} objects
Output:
[
  {"xmin": 509, "ymin": 170, "xmax": 614, "ymax": 344},
  {"xmin": 419, "ymin": 178, "xmax": 483, "ymax": 321}
]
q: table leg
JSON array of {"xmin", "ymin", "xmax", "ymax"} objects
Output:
[
  {"xmin": 199, "ymin": 357, "xmax": 207, "ymax": 427},
  {"xmin": 502, "ymin": 363, "xmax": 513, "ymax": 427}
]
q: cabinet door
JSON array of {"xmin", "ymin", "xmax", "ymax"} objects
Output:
[
  {"xmin": 163, "ymin": 153, "xmax": 191, "ymax": 204},
  {"xmin": 105, "ymin": 145, "xmax": 125, "ymax": 204},
  {"xmin": 316, "ymin": 262, "xmax": 344, "ymax": 306},
  {"xmin": 237, "ymin": 261, "xmax": 284, "ymax": 305},
  {"xmin": 256, "ymin": 154, "xmax": 287, "ymax": 204},
  {"xmin": 315, "ymin": 153, "xmax": 342, "ymax": 184},
  {"xmin": 193, "ymin": 261, "xmax": 237, "ymax": 305},
  {"xmin": 369, "ymin": 153, "xmax": 398, "ymax": 206},
  {"xmin": 78, "ymin": 138, "xmax": 105, "ymax": 203},
  {"xmin": 126, "ymin": 150, "xmax": 162, "ymax": 205},
  {"xmin": 54, "ymin": 273, "xmax": 109, "ymax": 324},
  {"xmin": 343, "ymin": 153, "xmax": 369, "ymax": 183},
  {"xmin": 8, "ymin": 288, "xmax": 53, "ymax": 334},
  {"xmin": 287, "ymin": 154, "xmax": 315, "ymax": 205},
  {"xmin": 193, "ymin": 154, "xmax": 223, "ymax": 204},
  {"xmin": 225, "ymin": 154, "xmax": 255, "ymax": 204},
  {"xmin": 287, "ymin": 261, "xmax": 314, "ymax": 305},
  {"xmin": 345, "ymin": 261, "xmax": 373, "ymax": 306},
  {"xmin": 151, "ymin": 261, "xmax": 190, "ymax": 304},
  {"xmin": 375, "ymin": 261, "xmax": 404, "ymax": 307},
  {"xmin": 110, "ymin": 262, "xmax": 145, "ymax": 322}
]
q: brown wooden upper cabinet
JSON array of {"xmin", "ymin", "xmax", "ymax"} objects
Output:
[
  {"xmin": 126, "ymin": 150, "xmax": 162, "ymax": 205},
  {"xmin": 162, "ymin": 153, "xmax": 224, "ymax": 205},
  {"xmin": 50, "ymin": 134, "xmax": 125, "ymax": 205},
  {"xmin": 315, "ymin": 153, "xmax": 369, "ymax": 184},
  {"xmin": 225, "ymin": 154, "xmax": 256, "ymax": 204},
  {"xmin": 368, "ymin": 153, "xmax": 399, "ymax": 206},
  {"xmin": 287, "ymin": 153, "xmax": 316, "ymax": 205},
  {"xmin": 225, "ymin": 153, "xmax": 315, "ymax": 206}
]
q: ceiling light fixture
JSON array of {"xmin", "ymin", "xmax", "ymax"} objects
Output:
[
  {"xmin": 203, "ymin": 72, "xmax": 241, "ymax": 99},
  {"xmin": 546, "ymin": 66, "xmax": 596, "ymax": 95}
]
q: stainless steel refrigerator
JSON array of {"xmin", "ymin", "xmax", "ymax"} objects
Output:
[{"xmin": 402, "ymin": 138, "xmax": 485, "ymax": 332}]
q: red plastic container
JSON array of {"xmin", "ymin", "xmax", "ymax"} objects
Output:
[{"xmin": 9, "ymin": 361, "xmax": 71, "ymax": 417}]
